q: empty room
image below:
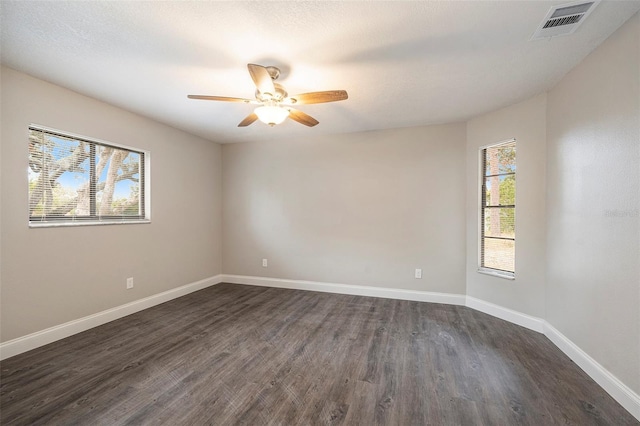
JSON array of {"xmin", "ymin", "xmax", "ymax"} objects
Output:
[{"xmin": 1, "ymin": 1, "xmax": 639, "ymax": 424}]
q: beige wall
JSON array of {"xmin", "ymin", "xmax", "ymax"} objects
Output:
[
  {"xmin": 222, "ymin": 124, "xmax": 467, "ymax": 294},
  {"xmin": 0, "ymin": 67, "xmax": 223, "ymax": 342},
  {"xmin": 465, "ymin": 94, "xmax": 547, "ymax": 318},
  {"xmin": 546, "ymin": 13, "xmax": 640, "ymax": 393}
]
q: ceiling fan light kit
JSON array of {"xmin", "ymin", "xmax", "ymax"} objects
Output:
[
  {"xmin": 188, "ymin": 64, "xmax": 348, "ymax": 128},
  {"xmin": 255, "ymin": 104, "xmax": 290, "ymax": 126}
]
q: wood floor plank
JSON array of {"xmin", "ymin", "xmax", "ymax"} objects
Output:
[{"xmin": 1, "ymin": 283, "xmax": 637, "ymax": 425}]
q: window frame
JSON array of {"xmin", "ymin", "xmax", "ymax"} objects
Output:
[
  {"xmin": 28, "ymin": 124, "xmax": 151, "ymax": 228},
  {"xmin": 478, "ymin": 138, "xmax": 516, "ymax": 280}
]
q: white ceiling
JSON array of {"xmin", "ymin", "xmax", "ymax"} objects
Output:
[{"xmin": 1, "ymin": 1, "xmax": 639, "ymax": 144}]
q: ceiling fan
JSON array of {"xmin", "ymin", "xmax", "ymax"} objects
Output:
[{"xmin": 188, "ymin": 64, "xmax": 348, "ymax": 127}]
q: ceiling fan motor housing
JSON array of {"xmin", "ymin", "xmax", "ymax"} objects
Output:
[{"xmin": 256, "ymin": 82, "xmax": 288, "ymax": 102}]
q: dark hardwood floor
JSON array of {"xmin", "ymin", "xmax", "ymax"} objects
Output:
[{"xmin": 1, "ymin": 283, "xmax": 637, "ymax": 425}]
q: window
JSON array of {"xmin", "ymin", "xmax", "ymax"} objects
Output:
[
  {"xmin": 28, "ymin": 125, "xmax": 149, "ymax": 226},
  {"xmin": 479, "ymin": 139, "xmax": 516, "ymax": 278}
]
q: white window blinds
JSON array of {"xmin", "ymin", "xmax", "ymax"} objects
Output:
[
  {"xmin": 480, "ymin": 139, "xmax": 516, "ymax": 276},
  {"xmin": 28, "ymin": 125, "xmax": 148, "ymax": 226}
]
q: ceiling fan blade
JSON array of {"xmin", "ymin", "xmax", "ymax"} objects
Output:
[
  {"xmin": 285, "ymin": 90, "xmax": 348, "ymax": 105},
  {"xmin": 288, "ymin": 108, "xmax": 319, "ymax": 127},
  {"xmin": 238, "ymin": 113, "xmax": 259, "ymax": 127},
  {"xmin": 188, "ymin": 95, "xmax": 256, "ymax": 103},
  {"xmin": 247, "ymin": 64, "xmax": 276, "ymax": 96}
]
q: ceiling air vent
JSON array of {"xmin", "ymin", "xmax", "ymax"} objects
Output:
[{"xmin": 530, "ymin": 1, "xmax": 599, "ymax": 40}]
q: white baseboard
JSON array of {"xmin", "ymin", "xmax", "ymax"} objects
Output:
[
  {"xmin": 0, "ymin": 274, "xmax": 222, "ymax": 360},
  {"xmin": 465, "ymin": 296, "xmax": 545, "ymax": 333},
  {"xmin": 220, "ymin": 274, "xmax": 467, "ymax": 306},
  {"xmin": 543, "ymin": 322, "xmax": 640, "ymax": 421}
]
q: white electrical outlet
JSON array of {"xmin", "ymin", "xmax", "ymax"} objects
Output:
[
  {"xmin": 414, "ymin": 269, "xmax": 422, "ymax": 279},
  {"xmin": 262, "ymin": 259, "xmax": 268, "ymax": 267},
  {"xmin": 126, "ymin": 277, "xmax": 134, "ymax": 289}
]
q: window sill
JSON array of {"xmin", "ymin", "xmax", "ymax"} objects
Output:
[
  {"xmin": 29, "ymin": 219, "xmax": 151, "ymax": 228},
  {"xmin": 477, "ymin": 268, "xmax": 515, "ymax": 280}
]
